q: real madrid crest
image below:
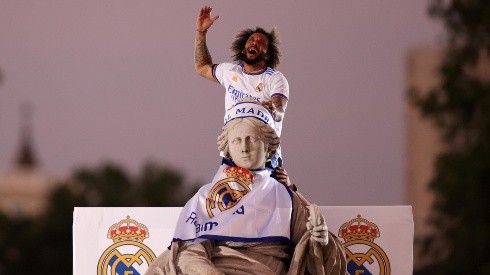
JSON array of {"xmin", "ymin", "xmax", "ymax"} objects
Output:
[
  {"xmin": 97, "ymin": 216, "xmax": 156, "ymax": 275},
  {"xmin": 338, "ymin": 215, "xmax": 391, "ymax": 275},
  {"xmin": 256, "ymin": 82, "xmax": 264, "ymax": 92},
  {"xmin": 206, "ymin": 166, "xmax": 254, "ymax": 218}
]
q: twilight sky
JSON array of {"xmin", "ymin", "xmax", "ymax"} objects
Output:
[{"xmin": 0, "ymin": 1, "xmax": 443, "ymax": 206}]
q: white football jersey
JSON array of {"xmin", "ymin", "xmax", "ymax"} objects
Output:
[{"xmin": 213, "ymin": 62, "xmax": 289, "ymax": 138}]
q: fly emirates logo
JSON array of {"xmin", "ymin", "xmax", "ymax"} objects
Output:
[{"xmin": 227, "ymin": 84, "xmax": 260, "ymax": 103}]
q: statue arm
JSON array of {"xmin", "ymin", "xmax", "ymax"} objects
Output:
[
  {"xmin": 289, "ymin": 194, "xmax": 347, "ymax": 274},
  {"xmin": 176, "ymin": 241, "xmax": 224, "ymax": 275},
  {"xmin": 146, "ymin": 240, "xmax": 224, "ymax": 275}
]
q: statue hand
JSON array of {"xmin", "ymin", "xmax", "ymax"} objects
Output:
[
  {"xmin": 196, "ymin": 6, "xmax": 219, "ymax": 32},
  {"xmin": 306, "ymin": 204, "xmax": 329, "ymax": 246}
]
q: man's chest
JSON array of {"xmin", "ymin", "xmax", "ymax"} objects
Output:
[{"xmin": 223, "ymin": 73, "xmax": 271, "ymax": 99}]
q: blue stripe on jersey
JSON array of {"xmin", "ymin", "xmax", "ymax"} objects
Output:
[
  {"xmin": 271, "ymin": 93, "xmax": 289, "ymax": 100},
  {"xmin": 265, "ymin": 68, "xmax": 275, "ymax": 75},
  {"xmin": 212, "ymin": 64, "xmax": 220, "ymax": 82}
]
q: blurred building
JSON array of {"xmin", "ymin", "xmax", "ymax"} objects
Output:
[
  {"xmin": 406, "ymin": 47, "xmax": 490, "ymax": 269},
  {"xmin": 405, "ymin": 47, "xmax": 445, "ymax": 268},
  {"xmin": 0, "ymin": 104, "xmax": 60, "ymax": 217}
]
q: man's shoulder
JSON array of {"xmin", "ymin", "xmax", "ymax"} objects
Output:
[
  {"xmin": 264, "ymin": 68, "xmax": 288, "ymax": 86},
  {"xmin": 218, "ymin": 62, "xmax": 241, "ymax": 70},
  {"xmin": 214, "ymin": 63, "xmax": 242, "ymax": 83},
  {"xmin": 265, "ymin": 67, "xmax": 286, "ymax": 79}
]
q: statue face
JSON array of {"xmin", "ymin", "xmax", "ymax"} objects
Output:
[{"xmin": 228, "ymin": 119, "xmax": 267, "ymax": 170}]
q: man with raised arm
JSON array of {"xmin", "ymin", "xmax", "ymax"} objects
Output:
[{"xmin": 194, "ymin": 5, "xmax": 290, "ymax": 171}]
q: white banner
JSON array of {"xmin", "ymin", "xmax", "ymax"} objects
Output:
[{"xmin": 73, "ymin": 206, "xmax": 413, "ymax": 275}]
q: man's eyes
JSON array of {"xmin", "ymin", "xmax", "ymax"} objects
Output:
[{"xmin": 248, "ymin": 38, "xmax": 267, "ymax": 46}]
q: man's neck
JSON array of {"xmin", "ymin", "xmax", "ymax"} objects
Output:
[{"xmin": 242, "ymin": 62, "xmax": 266, "ymax": 73}]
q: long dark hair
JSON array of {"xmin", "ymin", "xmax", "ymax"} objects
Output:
[{"xmin": 230, "ymin": 27, "xmax": 281, "ymax": 69}]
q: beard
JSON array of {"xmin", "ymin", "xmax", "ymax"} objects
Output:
[{"xmin": 240, "ymin": 51, "xmax": 267, "ymax": 66}]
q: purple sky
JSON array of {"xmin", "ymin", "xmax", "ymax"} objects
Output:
[{"xmin": 0, "ymin": 1, "xmax": 442, "ymax": 206}]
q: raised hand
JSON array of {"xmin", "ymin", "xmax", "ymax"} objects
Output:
[{"xmin": 197, "ymin": 6, "xmax": 219, "ymax": 32}]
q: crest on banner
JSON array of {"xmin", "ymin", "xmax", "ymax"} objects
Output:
[
  {"xmin": 338, "ymin": 214, "xmax": 391, "ymax": 275},
  {"xmin": 97, "ymin": 216, "xmax": 156, "ymax": 275}
]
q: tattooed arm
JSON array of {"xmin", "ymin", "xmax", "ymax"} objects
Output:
[
  {"xmin": 195, "ymin": 6, "xmax": 219, "ymax": 82},
  {"xmin": 271, "ymin": 95, "xmax": 287, "ymax": 122}
]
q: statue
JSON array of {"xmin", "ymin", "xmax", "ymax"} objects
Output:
[{"xmin": 146, "ymin": 102, "xmax": 346, "ymax": 274}]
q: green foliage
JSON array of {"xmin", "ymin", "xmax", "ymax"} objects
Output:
[
  {"xmin": 0, "ymin": 161, "xmax": 200, "ymax": 274},
  {"xmin": 410, "ymin": 0, "xmax": 490, "ymax": 273},
  {"xmin": 0, "ymin": 214, "xmax": 43, "ymax": 274}
]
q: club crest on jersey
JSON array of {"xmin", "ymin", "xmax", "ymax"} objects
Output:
[
  {"xmin": 256, "ymin": 82, "xmax": 264, "ymax": 92},
  {"xmin": 97, "ymin": 216, "xmax": 156, "ymax": 275},
  {"xmin": 232, "ymin": 75, "xmax": 238, "ymax": 82},
  {"xmin": 206, "ymin": 166, "xmax": 254, "ymax": 218},
  {"xmin": 338, "ymin": 215, "xmax": 391, "ymax": 275}
]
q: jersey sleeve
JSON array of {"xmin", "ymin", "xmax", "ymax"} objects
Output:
[
  {"xmin": 268, "ymin": 72, "xmax": 290, "ymax": 100},
  {"xmin": 212, "ymin": 62, "xmax": 233, "ymax": 87}
]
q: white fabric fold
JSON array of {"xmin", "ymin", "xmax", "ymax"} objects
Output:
[{"xmin": 172, "ymin": 165, "xmax": 293, "ymax": 244}]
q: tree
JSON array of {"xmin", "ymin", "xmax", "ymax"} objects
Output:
[
  {"xmin": 0, "ymin": 213, "xmax": 42, "ymax": 275},
  {"xmin": 0, "ymin": 161, "xmax": 199, "ymax": 274},
  {"xmin": 410, "ymin": 0, "xmax": 490, "ymax": 274}
]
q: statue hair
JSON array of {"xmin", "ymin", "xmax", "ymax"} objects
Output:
[
  {"xmin": 230, "ymin": 27, "xmax": 281, "ymax": 69},
  {"xmin": 217, "ymin": 118, "xmax": 280, "ymax": 160}
]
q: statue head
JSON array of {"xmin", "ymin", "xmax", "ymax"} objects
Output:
[{"xmin": 217, "ymin": 101, "xmax": 279, "ymax": 170}]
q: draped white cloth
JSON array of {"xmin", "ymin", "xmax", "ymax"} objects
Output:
[{"xmin": 172, "ymin": 165, "xmax": 293, "ymax": 244}]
